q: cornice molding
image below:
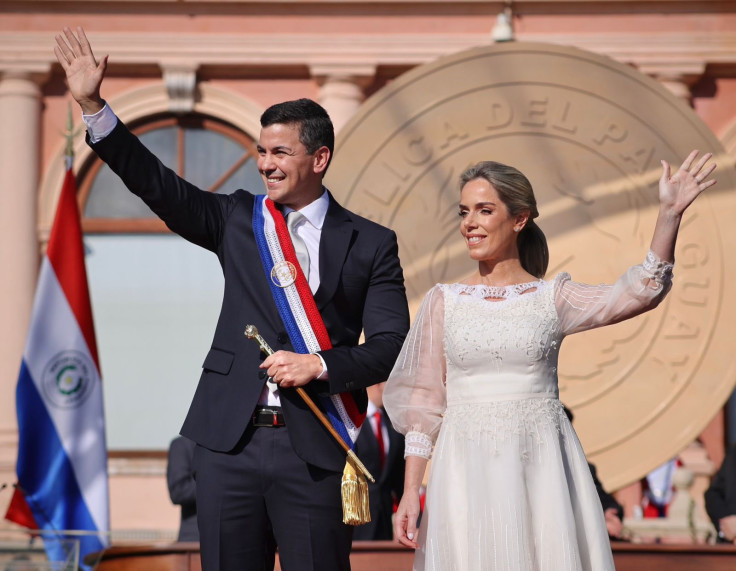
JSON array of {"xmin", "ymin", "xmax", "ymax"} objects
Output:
[
  {"xmin": 309, "ymin": 63, "xmax": 378, "ymax": 83},
  {"xmin": 0, "ymin": 64, "xmax": 52, "ymax": 84},
  {"xmin": 2, "ymin": 32, "xmax": 735, "ymax": 76}
]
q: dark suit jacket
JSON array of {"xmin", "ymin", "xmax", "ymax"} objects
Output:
[
  {"xmin": 589, "ymin": 462, "xmax": 624, "ymax": 522},
  {"xmin": 167, "ymin": 436, "xmax": 199, "ymax": 542},
  {"xmin": 705, "ymin": 443, "xmax": 736, "ymax": 540},
  {"xmin": 90, "ymin": 122, "xmax": 410, "ymax": 472},
  {"xmin": 352, "ymin": 408, "xmax": 404, "ymax": 540}
]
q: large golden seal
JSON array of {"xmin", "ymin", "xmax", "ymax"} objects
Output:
[{"xmin": 326, "ymin": 42, "xmax": 736, "ymax": 489}]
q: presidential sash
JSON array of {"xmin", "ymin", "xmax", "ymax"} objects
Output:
[{"xmin": 252, "ymin": 196, "xmax": 365, "ymax": 448}]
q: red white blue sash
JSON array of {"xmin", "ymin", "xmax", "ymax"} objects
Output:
[{"xmin": 253, "ymin": 196, "xmax": 364, "ymax": 447}]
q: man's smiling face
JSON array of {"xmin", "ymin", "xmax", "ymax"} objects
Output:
[{"xmin": 257, "ymin": 122, "xmax": 328, "ymax": 210}]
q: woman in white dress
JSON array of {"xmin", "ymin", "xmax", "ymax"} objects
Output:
[{"xmin": 383, "ymin": 151, "xmax": 717, "ymax": 571}]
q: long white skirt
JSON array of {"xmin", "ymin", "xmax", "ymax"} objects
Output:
[{"xmin": 414, "ymin": 398, "xmax": 615, "ymax": 571}]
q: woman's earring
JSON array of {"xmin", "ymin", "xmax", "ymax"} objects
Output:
[{"xmin": 514, "ymin": 227, "xmax": 520, "ymax": 233}]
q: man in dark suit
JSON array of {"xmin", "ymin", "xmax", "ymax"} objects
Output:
[
  {"xmin": 705, "ymin": 444, "xmax": 736, "ymax": 543},
  {"xmin": 589, "ymin": 462, "xmax": 625, "ymax": 540},
  {"xmin": 55, "ymin": 27, "xmax": 410, "ymax": 571},
  {"xmin": 562, "ymin": 405, "xmax": 624, "ymax": 540},
  {"xmin": 166, "ymin": 436, "xmax": 199, "ymax": 542},
  {"xmin": 352, "ymin": 382, "xmax": 404, "ymax": 541}
]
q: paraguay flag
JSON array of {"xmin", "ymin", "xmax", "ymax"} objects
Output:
[{"xmin": 6, "ymin": 159, "xmax": 109, "ymax": 568}]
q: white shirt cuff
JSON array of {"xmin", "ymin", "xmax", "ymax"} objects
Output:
[
  {"xmin": 82, "ymin": 102, "xmax": 118, "ymax": 143},
  {"xmin": 314, "ymin": 353, "xmax": 328, "ymax": 380}
]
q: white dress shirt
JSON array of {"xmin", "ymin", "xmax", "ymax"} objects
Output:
[{"xmin": 283, "ymin": 191, "xmax": 329, "ymax": 295}]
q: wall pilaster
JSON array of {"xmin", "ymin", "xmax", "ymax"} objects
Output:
[
  {"xmin": 311, "ymin": 65, "xmax": 376, "ymax": 134},
  {"xmin": 636, "ymin": 62, "xmax": 706, "ymax": 106},
  {"xmin": 0, "ymin": 68, "xmax": 47, "ymax": 509}
]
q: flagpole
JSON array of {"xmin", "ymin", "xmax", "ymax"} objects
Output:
[{"xmin": 64, "ymin": 102, "xmax": 76, "ymax": 169}]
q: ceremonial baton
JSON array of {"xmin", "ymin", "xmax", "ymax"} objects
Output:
[{"xmin": 244, "ymin": 325, "xmax": 375, "ymax": 484}]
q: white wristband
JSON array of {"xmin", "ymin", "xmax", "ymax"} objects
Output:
[{"xmin": 405, "ymin": 431, "xmax": 432, "ymax": 460}]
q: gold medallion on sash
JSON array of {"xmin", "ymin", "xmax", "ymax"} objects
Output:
[{"xmin": 270, "ymin": 260, "xmax": 298, "ymax": 288}]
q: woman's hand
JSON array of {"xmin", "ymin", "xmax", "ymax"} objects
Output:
[
  {"xmin": 649, "ymin": 149, "xmax": 717, "ymax": 263},
  {"xmin": 659, "ymin": 150, "xmax": 717, "ymax": 217},
  {"xmin": 394, "ymin": 489, "xmax": 421, "ymax": 549}
]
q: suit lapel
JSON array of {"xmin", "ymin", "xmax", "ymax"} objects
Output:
[{"xmin": 314, "ymin": 191, "xmax": 353, "ymax": 310}]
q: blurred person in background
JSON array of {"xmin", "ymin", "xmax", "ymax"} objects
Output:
[
  {"xmin": 705, "ymin": 443, "xmax": 736, "ymax": 543},
  {"xmin": 352, "ymin": 382, "xmax": 405, "ymax": 541}
]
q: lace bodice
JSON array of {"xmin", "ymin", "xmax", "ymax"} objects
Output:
[
  {"xmin": 443, "ymin": 281, "xmax": 559, "ymax": 382},
  {"xmin": 448, "ymin": 281, "xmax": 545, "ymax": 300},
  {"xmin": 383, "ymin": 251, "xmax": 674, "ymax": 459}
]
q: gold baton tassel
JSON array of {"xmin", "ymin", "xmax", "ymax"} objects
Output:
[
  {"xmin": 245, "ymin": 325, "xmax": 373, "ymax": 525},
  {"xmin": 341, "ymin": 454, "xmax": 371, "ymax": 525}
]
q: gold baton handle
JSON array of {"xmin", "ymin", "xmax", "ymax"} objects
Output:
[
  {"xmin": 244, "ymin": 325, "xmax": 375, "ymax": 483},
  {"xmin": 244, "ymin": 325, "xmax": 274, "ymax": 356}
]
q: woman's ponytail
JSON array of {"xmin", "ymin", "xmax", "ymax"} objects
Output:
[{"xmin": 517, "ymin": 219, "xmax": 549, "ymax": 279}]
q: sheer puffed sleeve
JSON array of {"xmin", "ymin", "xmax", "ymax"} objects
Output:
[
  {"xmin": 383, "ymin": 285, "xmax": 447, "ymax": 459},
  {"xmin": 556, "ymin": 250, "xmax": 674, "ymax": 335}
]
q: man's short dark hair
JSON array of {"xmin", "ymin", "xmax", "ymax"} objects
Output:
[{"xmin": 260, "ymin": 98, "xmax": 335, "ymax": 170}]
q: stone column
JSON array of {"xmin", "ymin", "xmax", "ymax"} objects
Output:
[
  {"xmin": 639, "ymin": 62, "xmax": 706, "ymax": 107},
  {"xmin": 310, "ymin": 65, "xmax": 376, "ymax": 134},
  {"xmin": 0, "ymin": 69, "xmax": 46, "ymax": 506}
]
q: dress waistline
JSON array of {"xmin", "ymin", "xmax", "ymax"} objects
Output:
[{"xmin": 446, "ymin": 392, "xmax": 559, "ymax": 407}]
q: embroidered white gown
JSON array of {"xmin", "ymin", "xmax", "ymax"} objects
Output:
[{"xmin": 383, "ymin": 252, "xmax": 674, "ymax": 571}]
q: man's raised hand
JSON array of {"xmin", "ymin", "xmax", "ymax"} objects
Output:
[{"xmin": 54, "ymin": 27, "xmax": 107, "ymax": 114}]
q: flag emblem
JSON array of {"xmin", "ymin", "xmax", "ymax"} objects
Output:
[{"xmin": 42, "ymin": 351, "xmax": 95, "ymax": 408}]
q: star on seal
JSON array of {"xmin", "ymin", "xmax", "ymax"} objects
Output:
[{"xmin": 270, "ymin": 260, "xmax": 298, "ymax": 288}]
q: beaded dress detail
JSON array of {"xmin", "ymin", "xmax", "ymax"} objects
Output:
[{"xmin": 384, "ymin": 252, "xmax": 673, "ymax": 571}]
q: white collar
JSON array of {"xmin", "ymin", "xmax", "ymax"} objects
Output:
[
  {"xmin": 283, "ymin": 189, "xmax": 329, "ymax": 230},
  {"xmin": 366, "ymin": 400, "xmax": 380, "ymax": 417}
]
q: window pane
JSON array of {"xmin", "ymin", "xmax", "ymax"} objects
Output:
[
  {"xmin": 184, "ymin": 128, "xmax": 246, "ymax": 191},
  {"xmin": 84, "ymin": 163, "xmax": 157, "ymax": 218},
  {"xmin": 84, "ymin": 126, "xmax": 178, "ymax": 219},
  {"xmin": 140, "ymin": 126, "xmax": 178, "ymax": 171},
  {"xmin": 216, "ymin": 156, "xmax": 266, "ymax": 195}
]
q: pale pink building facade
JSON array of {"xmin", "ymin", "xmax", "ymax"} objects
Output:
[{"xmin": 1, "ymin": 0, "xmax": 735, "ymax": 540}]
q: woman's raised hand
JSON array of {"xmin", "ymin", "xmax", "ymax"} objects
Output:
[
  {"xmin": 659, "ymin": 150, "xmax": 717, "ymax": 216},
  {"xmin": 54, "ymin": 27, "xmax": 107, "ymax": 114}
]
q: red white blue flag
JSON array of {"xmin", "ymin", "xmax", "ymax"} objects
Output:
[{"xmin": 6, "ymin": 162, "xmax": 109, "ymax": 568}]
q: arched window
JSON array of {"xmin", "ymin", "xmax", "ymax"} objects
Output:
[
  {"xmin": 80, "ymin": 114, "xmax": 264, "ymax": 451},
  {"xmin": 79, "ymin": 114, "xmax": 265, "ymax": 231}
]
